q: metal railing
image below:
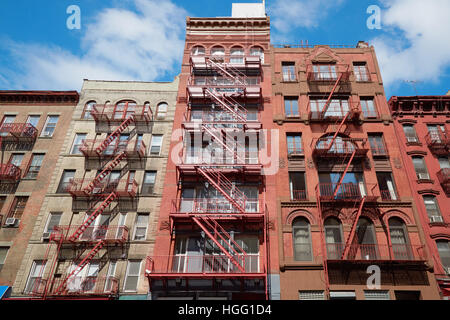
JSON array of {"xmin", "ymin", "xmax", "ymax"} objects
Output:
[
  {"xmin": 313, "ymin": 138, "xmax": 368, "ymax": 156},
  {"xmin": 172, "ymin": 198, "xmax": 262, "ymax": 214},
  {"xmin": 380, "ymin": 189, "xmax": 399, "ymax": 201},
  {"xmin": 291, "ymin": 190, "xmax": 307, "ymax": 200},
  {"xmin": 184, "ymin": 110, "xmax": 260, "ymax": 124},
  {"xmin": 67, "ymin": 178, "xmax": 138, "ymax": 198},
  {"xmin": 306, "ymin": 64, "xmax": 351, "ymax": 82},
  {"xmin": 80, "ymin": 139, "xmax": 146, "ymax": 158},
  {"xmin": 0, "ymin": 123, "xmax": 38, "ymax": 140},
  {"xmin": 325, "ymin": 243, "xmax": 426, "ymax": 261},
  {"xmin": 437, "ymin": 168, "xmax": 450, "ymax": 189},
  {"xmin": 317, "ymin": 183, "xmax": 378, "ymax": 201},
  {"xmin": 0, "ymin": 163, "xmax": 21, "ymax": 181},
  {"xmin": 307, "ymin": 102, "xmax": 360, "ymax": 121},
  {"xmin": 425, "ymin": 130, "xmax": 449, "ymax": 146},
  {"xmin": 52, "ymin": 225, "xmax": 128, "ymax": 243},
  {"xmin": 91, "ymin": 104, "xmax": 153, "ymax": 123},
  {"xmin": 33, "ymin": 276, "xmax": 119, "ymax": 296}
]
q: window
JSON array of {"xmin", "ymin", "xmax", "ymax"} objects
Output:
[
  {"xmin": 356, "ymin": 217, "xmax": 378, "ymax": 260},
  {"xmin": 41, "ymin": 115, "xmax": 59, "ymax": 137},
  {"xmin": 284, "ymin": 97, "xmax": 299, "ymax": 117},
  {"xmin": 156, "ymin": 103, "xmax": 168, "ymax": 120},
  {"xmin": 250, "ymin": 46, "xmax": 264, "ymax": 63},
  {"xmin": 324, "ymin": 218, "xmax": 344, "ymax": 259},
  {"xmin": 299, "ymin": 291, "xmax": 325, "ymax": 300},
  {"xmin": 438, "ymin": 157, "xmax": 450, "ymax": 169},
  {"xmin": 389, "ymin": 218, "xmax": 412, "ymax": 259},
  {"xmin": 427, "ymin": 124, "xmax": 446, "ymax": 143},
  {"xmin": 360, "ymin": 98, "xmax": 377, "ymax": 118},
  {"xmin": 436, "ymin": 240, "xmax": 450, "ymax": 273},
  {"xmin": 45, "ymin": 212, "xmax": 62, "ymax": 234},
  {"xmin": 282, "ymin": 62, "xmax": 296, "ymax": 81},
  {"xmin": 83, "ymin": 101, "xmax": 96, "ymax": 119},
  {"xmin": 289, "ymin": 172, "xmax": 306, "ymax": 200},
  {"xmin": 192, "ymin": 46, "xmax": 205, "ymax": 55},
  {"xmin": 394, "ymin": 291, "xmax": 421, "ymax": 300},
  {"xmin": 133, "ymin": 213, "xmax": 149, "ymax": 241},
  {"xmin": 287, "ymin": 134, "xmax": 302, "ymax": 155},
  {"xmin": 0, "ymin": 196, "xmax": 6, "ymax": 213},
  {"xmin": 329, "ymin": 291, "xmax": 356, "ymax": 300},
  {"xmin": 26, "ymin": 115, "xmax": 40, "ymax": 128},
  {"xmin": 353, "ymin": 62, "xmax": 370, "ymax": 81},
  {"xmin": 24, "ymin": 260, "xmax": 46, "ymax": 294},
  {"xmin": 292, "ymin": 218, "xmax": 312, "ymax": 261},
  {"xmin": 230, "ymin": 47, "xmax": 244, "ymax": 64},
  {"xmin": 0, "ymin": 115, "xmax": 15, "ymax": 136},
  {"xmin": 56, "ymin": 170, "xmax": 75, "ymax": 193},
  {"xmin": 105, "ymin": 261, "xmax": 117, "ymax": 292},
  {"xmin": 142, "ymin": 171, "xmax": 156, "ymax": 194},
  {"xmin": 70, "ymin": 133, "xmax": 87, "ymax": 155},
  {"xmin": 8, "ymin": 196, "xmax": 28, "ymax": 220},
  {"xmin": 150, "ymin": 135, "xmax": 163, "ymax": 155},
  {"xmin": 0, "ymin": 247, "xmax": 9, "ymax": 271},
  {"xmin": 25, "ymin": 154, "xmax": 45, "ymax": 179},
  {"xmin": 376, "ymin": 172, "xmax": 397, "ymax": 201},
  {"xmin": 412, "ymin": 156, "xmax": 430, "ymax": 180},
  {"xmin": 368, "ymin": 134, "xmax": 387, "ymax": 156},
  {"xmin": 210, "ymin": 46, "xmax": 225, "ymax": 62},
  {"xmin": 234, "ymin": 235, "xmax": 259, "ymax": 272},
  {"xmin": 114, "ymin": 101, "xmax": 136, "ymax": 120},
  {"xmin": 423, "ymin": 196, "xmax": 443, "ymax": 222},
  {"xmin": 310, "ymin": 98, "xmax": 349, "ymax": 119},
  {"xmin": 124, "ymin": 260, "xmax": 141, "ymax": 292},
  {"xmin": 402, "ymin": 124, "xmax": 419, "ymax": 143},
  {"xmin": 9, "ymin": 153, "xmax": 24, "ymax": 167},
  {"xmin": 312, "ymin": 64, "xmax": 337, "ymax": 80},
  {"xmin": 364, "ymin": 290, "xmax": 390, "ymax": 300}
]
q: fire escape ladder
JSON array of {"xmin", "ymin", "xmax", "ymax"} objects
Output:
[
  {"xmin": 205, "ymin": 58, "xmax": 246, "ymax": 86},
  {"xmin": 341, "ymin": 197, "xmax": 366, "ymax": 260},
  {"xmin": 325, "ymin": 111, "xmax": 351, "ymax": 153},
  {"xmin": 202, "ymin": 124, "xmax": 246, "ymax": 164},
  {"xmin": 191, "ymin": 216, "xmax": 247, "ymax": 273},
  {"xmin": 67, "ymin": 192, "xmax": 118, "ymax": 242},
  {"xmin": 196, "ymin": 167, "xmax": 247, "ymax": 214},
  {"xmin": 94, "ymin": 116, "xmax": 136, "ymax": 156},
  {"xmin": 53, "ymin": 240, "xmax": 105, "ymax": 295},
  {"xmin": 204, "ymin": 88, "xmax": 247, "ymax": 122},
  {"xmin": 332, "ymin": 149, "xmax": 357, "ymax": 198},
  {"xmin": 319, "ymin": 72, "xmax": 344, "ymax": 119},
  {"xmin": 35, "ymin": 235, "xmax": 63, "ymax": 298},
  {"xmin": 316, "ymin": 186, "xmax": 330, "ymax": 298}
]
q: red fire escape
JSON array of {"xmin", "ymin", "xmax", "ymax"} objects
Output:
[
  {"xmin": 30, "ymin": 104, "xmax": 152, "ymax": 299},
  {"xmin": 145, "ymin": 54, "xmax": 268, "ymax": 299}
]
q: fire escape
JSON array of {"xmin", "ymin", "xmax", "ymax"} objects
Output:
[
  {"xmin": 145, "ymin": 54, "xmax": 268, "ymax": 299},
  {"xmin": 30, "ymin": 103, "xmax": 152, "ymax": 299},
  {"xmin": 0, "ymin": 123, "xmax": 38, "ymax": 195}
]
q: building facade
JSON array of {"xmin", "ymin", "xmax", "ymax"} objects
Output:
[
  {"xmin": 10, "ymin": 79, "xmax": 178, "ymax": 299},
  {"xmin": 145, "ymin": 6, "xmax": 281, "ymax": 300},
  {"xmin": 0, "ymin": 91, "xmax": 79, "ymax": 291},
  {"xmin": 389, "ymin": 94, "xmax": 450, "ymax": 299},
  {"xmin": 271, "ymin": 43, "xmax": 441, "ymax": 300}
]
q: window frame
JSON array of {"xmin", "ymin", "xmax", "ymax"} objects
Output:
[
  {"xmin": 282, "ymin": 62, "xmax": 296, "ymax": 82},
  {"xmin": 56, "ymin": 170, "xmax": 76, "ymax": 194},
  {"xmin": 40, "ymin": 115, "xmax": 59, "ymax": 137},
  {"xmin": 156, "ymin": 102, "xmax": 168, "ymax": 120},
  {"xmin": 149, "ymin": 135, "xmax": 163, "ymax": 155},
  {"xmin": 24, "ymin": 153, "xmax": 45, "ymax": 179},
  {"xmin": 82, "ymin": 101, "xmax": 96, "ymax": 119},
  {"xmin": 353, "ymin": 62, "xmax": 370, "ymax": 82},
  {"xmin": 292, "ymin": 218, "xmax": 312, "ymax": 261},
  {"xmin": 284, "ymin": 97, "xmax": 299, "ymax": 117},
  {"xmin": 70, "ymin": 133, "xmax": 87, "ymax": 155},
  {"xmin": 142, "ymin": 171, "xmax": 157, "ymax": 194},
  {"xmin": 123, "ymin": 260, "xmax": 142, "ymax": 292},
  {"xmin": 133, "ymin": 213, "xmax": 149, "ymax": 241}
]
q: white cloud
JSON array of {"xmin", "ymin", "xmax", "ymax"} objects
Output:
[
  {"xmin": 268, "ymin": 0, "xmax": 345, "ymax": 35},
  {"xmin": 1, "ymin": 0, "xmax": 187, "ymax": 90},
  {"xmin": 371, "ymin": 0, "xmax": 450, "ymax": 86}
]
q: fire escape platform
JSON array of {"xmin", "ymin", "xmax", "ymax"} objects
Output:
[{"xmin": 178, "ymin": 164, "xmax": 262, "ymax": 175}]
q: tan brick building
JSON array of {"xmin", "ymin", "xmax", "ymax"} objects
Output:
[
  {"xmin": 0, "ymin": 91, "xmax": 79, "ymax": 295},
  {"xmin": 10, "ymin": 78, "xmax": 178, "ymax": 299}
]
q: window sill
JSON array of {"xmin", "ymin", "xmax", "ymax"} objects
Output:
[
  {"xmin": 406, "ymin": 141, "xmax": 422, "ymax": 147},
  {"xmin": 38, "ymin": 136, "xmax": 54, "ymax": 140},
  {"xmin": 416, "ymin": 179, "xmax": 434, "ymax": 184}
]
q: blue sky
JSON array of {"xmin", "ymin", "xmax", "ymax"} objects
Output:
[{"xmin": 0, "ymin": 0, "xmax": 449, "ymax": 99}]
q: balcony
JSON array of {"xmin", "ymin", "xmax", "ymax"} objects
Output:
[
  {"xmin": 317, "ymin": 183, "xmax": 379, "ymax": 203},
  {"xmin": 425, "ymin": 130, "xmax": 449, "ymax": 155},
  {"xmin": 67, "ymin": 178, "xmax": 139, "ymax": 199},
  {"xmin": 306, "ymin": 64, "xmax": 351, "ymax": 83},
  {"xmin": 0, "ymin": 163, "xmax": 21, "ymax": 182},
  {"xmin": 380, "ymin": 189, "xmax": 399, "ymax": 201},
  {"xmin": 145, "ymin": 254, "xmax": 263, "ymax": 278},
  {"xmin": 307, "ymin": 101, "xmax": 361, "ymax": 122},
  {"xmin": 171, "ymin": 198, "xmax": 264, "ymax": 218},
  {"xmin": 80, "ymin": 139, "xmax": 146, "ymax": 159},
  {"xmin": 31, "ymin": 276, "xmax": 119, "ymax": 298},
  {"xmin": 52, "ymin": 225, "xmax": 128, "ymax": 243},
  {"xmin": 0, "ymin": 123, "xmax": 38, "ymax": 142},
  {"xmin": 437, "ymin": 168, "xmax": 450, "ymax": 193},
  {"xmin": 312, "ymin": 138, "xmax": 369, "ymax": 158},
  {"xmin": 291, "ymin": 190, "xmax": 307, "ymax": 201},
  {"xmin": 182, "ymin": 110, "xmax": 261, "ymax": 130},
  {"xmin": 190, "ymin": 55, "xmax": 262, "ymax": 74},
  {"xmin": 325, "ymin": 243, "xmax": 427, "ymax": 262}
]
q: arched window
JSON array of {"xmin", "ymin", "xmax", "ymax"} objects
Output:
[
  {"xmin": 191, "ymin": 46, "xmax": 205, "ymax": 56},
  {"xmin": 82, "ymin": 101, "xmax": 96, "ymax": 119},
  {"xmin": 292, "ymin": 217, "xmax": 312, "ymax": 261},
  {"xmin": 436, "ymin": 240, "xmax": 450, "ymax": 274},
  {"xmin": 156, "ymin": 102, "xmax": 168, "ymax": 120},
  {"xmin": 114, "ymin": 100, "xmax": 137, "ymax": 120},
  {"xmin": 250, "ymin": 46, "xmax": 264, "ymax": 63},
  {"xmin": 324, "ymin": 217, "xmax": 343, "ymax": 259},
  {"xmin": 210, "ymin": 46, "xmax": 225, "ymax": 62},
  {"xmin": 389, "ymin": 217, "xmax": 412, "ymax": 260},
  {"xmin": 230, "ymin": 46, "xmax": 244, "ymax": 64},
  {"xmin": 356, "ymin": 217, "xmax": 378, "ymax": 260}
]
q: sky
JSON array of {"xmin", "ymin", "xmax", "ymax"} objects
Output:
[{"xmin": 0, "ymin": 0, "xmax": 449, "ymax": 99}]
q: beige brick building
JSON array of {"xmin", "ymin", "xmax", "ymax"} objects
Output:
[
  {"xmin": 10, "ymin": 78, "xmax": 179, "ymax": 299},
  {"xmin": 0, "ymin": 91, "xmax": 79, "ymax": 294}
]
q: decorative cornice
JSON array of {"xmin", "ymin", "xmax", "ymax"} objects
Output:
[
  {"xmin": 417, "ymin": 189, "xmax": 440, "ymax": 195},
  {"xmin": 0, "ymin": 91, "xmax": 79, "ymax": 105}
]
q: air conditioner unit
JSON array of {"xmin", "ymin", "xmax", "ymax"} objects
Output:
[
  {"xmin": 429, "ymin": 216, "xmax": 444, "ymax": 223},
  {"xmin": 5, "ymin": 218, "xmax": 18, "ymax": 226},
  {"xmin": 406, "ymin": 137, "xmax": 417, "ymax": 142},
  {"xmin": 418, "ymin": 173, "xmax": 430, "ymax": 180},
  {"xmin": 42, "ymin": 232, "xmax": 52, "ymax": 240}
]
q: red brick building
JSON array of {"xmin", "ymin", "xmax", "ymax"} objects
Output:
[
  {"xmin": 145, "ymin": 6, "xmax": 281, "ymax": 300},
  {"xmin": 271, "ymin": 43, "xmax": 441, "ymax": 300},
  {"xmin": 389, "ymin": 94, "xmax": 450, "ymax": 298}
]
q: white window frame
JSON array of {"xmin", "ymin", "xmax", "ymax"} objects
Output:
[
  {"xmin": 133, "ymin": 213, "xmax": 149, "ymax": 241},
  {"xmin": 123, "ymin": 260, "xmax": 142, "ymax": 292},
  {"xmin": 24, "ymin": 260, "xmax": 46, "ymax": 294},
  {"xmin": 150, "ymin": 135, "xmax": 163, "ymax": 155},
  {"xmin": 156, "ymin": 103, "xmax": 168, "ymax": 120},
  {"xmin": 45, "ymin": 212, "xmax": 62, "ymax": 233},
  {"xmin": 40, "ymin": 115, "xmax": 59, "ymax": 137},
  {"xmin": 70, "ymin": 133, "xmax": 87, "ymax": 155},
  {"xmin": 0, "ymin": 246, "xmax": 9, "ymax": 271}
]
